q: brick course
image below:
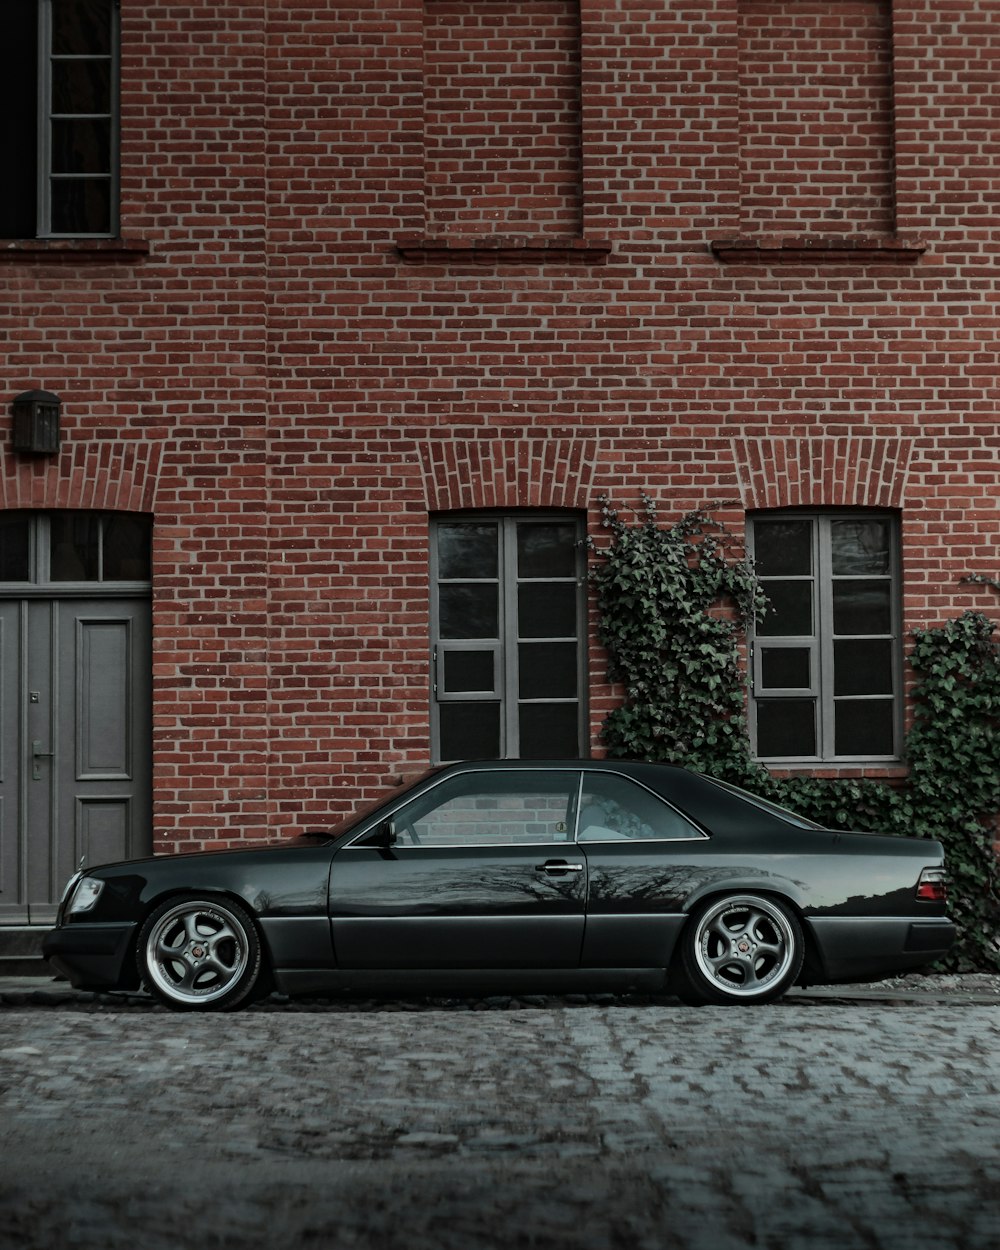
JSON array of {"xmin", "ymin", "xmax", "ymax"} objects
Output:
[{"xmin": 2, "ymin": 0, "xmax": 1000, "ymax": 849}]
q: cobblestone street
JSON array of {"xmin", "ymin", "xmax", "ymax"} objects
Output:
[{"xmin": 1, "ymin": 988, "xmax": 998, "ymax": 1250}]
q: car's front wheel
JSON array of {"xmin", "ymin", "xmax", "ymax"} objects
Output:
[
  {"xmin": 677, "ymin": 893, "xmax": 804, "ymax": 1005},
  {"xmin": 137, "ymin": 895, "xmax": 263, "ymax": 1011}
]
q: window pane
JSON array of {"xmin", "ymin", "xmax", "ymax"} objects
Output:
[
  {"xmin": 0, "ymin": 514, "xmax": 30, "ymax": 581},
  {"xmin": 0, "ymin": 0, "xmax": 38, "ymax": 238},
  {"xmin": 754, "ymin": 520, "xmax": 812, "ymax": 577},
  {"xmin": 833, "ymin": 580, "xmax": 891, "ymax": 635},
  {"xmin": 579, "ymin": 774, "xmax": 702, "ymax": 841},
  {"xmin": 406, "ymin": 774, "xmax": 574, "ymax": 845},
  {"xmin": 518, "ymin": 582, "xmax": 577, "ymax": 639},
  {"xmin": 760, "ymin": 647, "xmax": 811, "ymax": 690},
  {"xmin": 438, "ymin": 702, "xmax": 500, "ymax": 761},
  {"xmin": 442, "ymin": 651, "xmax": 496, "ymax": 695},
  {"xmin": 50, "ymin": 513, "xmax": 99, "ymax": 580},
  {"xmin": 517, "ymin": 522, "xmax": 577, "ymax": 578},
  {"xmin": 103, "ymin": 515, "xmax": 152, "ymax": 580},
  {"xmin": 835, "ymin": 700, "xmax": 894, "ymax": 756},
  {"xmin": 756, "ymin": 699, "xmax": 816, "ymax": 757},
  {"xmin": 518, "ymin": 703, "xmax": 579, "ymax": 759},
  {"xmin": 51, "ymin": 120, "xmax": 111, "ymax": 173},
  {"xmin": 50, "ymin": 178, "xmax": 111, "ymax": 234},
  {"xmin": 757, "ymin": 581, "xmax": 813, "ymax": 636},
  {"xmin": 52, "ymin": 59, "xmax": 111, "ymax": 114},
  {"xmin": 834, "ymin": 640, "xmax": 893, "ymax": 696},
  {"xmin": 432, "ymin": 516, "xmax": 585, "ymax": 765},
  {"xmin": 52, "ymin": 0, "xmax": 113, "ymax": 55},
  {"xmin": 437, "ymin": 523, "xmax": 498, "ymax": 579},
  {"xmin": 831, "ymin": 519, "xmax": 891, "ymax": 575},
  {"xmin": 439, "ymin": 584, "xmax": 498, "ymax": 639},
  {"xmin": 519, "ymin": 642, "xmax": 578, "ymax": 699}
]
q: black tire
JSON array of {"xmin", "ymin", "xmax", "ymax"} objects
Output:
[
  {"xmin": 137, "ymin": 894, "xmax": 263, "ymax": 1012},
  {"xmin": 677, "ymin": 893, "xmax": 804, "ymax": 1006}
]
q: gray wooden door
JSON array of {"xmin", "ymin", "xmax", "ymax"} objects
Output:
[{"xmin": 0, "ymin": 598, "xmax": 151, "ymax": 924}]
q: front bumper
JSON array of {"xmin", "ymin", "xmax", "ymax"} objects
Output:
[{"xmin": 42, "ymin": 922, "xmax": 139, "ymax": 991}]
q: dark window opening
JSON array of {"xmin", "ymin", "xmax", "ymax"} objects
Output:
[
  {"xmin": 1, "ymin": 0, "xmax": 118, "ymax": 239},
  {"xmin": 750, "ymin": 512, "xmax": 900, "ymax": 763},
  {"xmin": 431, "ymin": 515, "xmax": 586, "ymax": 763},
  {"xmin": 0, "ymin": 511, "xmax": 151, "ymax": 585}
]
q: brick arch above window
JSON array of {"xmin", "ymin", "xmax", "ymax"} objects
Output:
[
  {"xmin": 0, "ymin": 441, "xmax": 162, "ymax": 513},
  {"xmin": 731, "ymin": 436, "xmax": 914, "ymax": 511},
  {"xmin": 417, "ymin": 435, "xmax": 602, "ymax": 512}
]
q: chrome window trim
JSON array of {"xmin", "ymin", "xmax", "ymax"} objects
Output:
[
  {"xmin": 577, "ymin": 767, "xmax": 711, "ymax": 843},
  {"xmin": 342, "ymin": 843, "xmax": 577, "ymax": 851},
  {"xmin": 576, "ymin": 835, "xmax": 709, "ymax": 845},
  {"xmin": 343, "ymin": 766, "xmax": 584, "ymax": 850},
  {"xmin": 341, "ymin": 765, "xmax": 711, "ymax": 849},
  {"xmin": 330, "ymin": 914, "xmax": 586, "ymax": 923}
]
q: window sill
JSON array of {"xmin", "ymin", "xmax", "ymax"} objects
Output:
[
  {"xmin": 395, "ymin": 235, "xmax": 613, "ymax": 264},
  {"xmin": 0, "ymin": 237, "xmax": 150, "ymax": 260},
  {"xmin": 761, "ymin": 763, "xmax": 908, "ymax": 780},
  {"xmin": 710, "ymin": 234, "xmax": 926, "ymax": 264}
]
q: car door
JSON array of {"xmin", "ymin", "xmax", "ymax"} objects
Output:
[
  {"xmin": 576, "ymin": 769, "xmax": 711, "ymax": 968},
  {"xmin": 329, "ymin": 768, "xmax": 585, "ymax": 969}
]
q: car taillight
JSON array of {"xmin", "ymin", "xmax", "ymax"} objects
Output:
[{"xmin": 916, "ymin": 867, "xmax": 947, "ymax": 902}]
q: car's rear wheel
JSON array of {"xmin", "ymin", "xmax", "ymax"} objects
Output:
[
  {"xmin": 677, "ymin": 893, "xmax": 804, "ymax": 1005},
  {"xmin": 137, "ymin": 895, "xmax": 262, "ymax": 1012}
]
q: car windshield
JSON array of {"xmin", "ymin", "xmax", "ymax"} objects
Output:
[{"xmin": 699, "ymin": 776, "xmax": 826, "ymax": 830}]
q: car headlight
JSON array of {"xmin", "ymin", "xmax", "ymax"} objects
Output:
[
  {"xmin": 59, "ymin": 871, "xmax": 83, "ymax": 905},
  {"xmin": 66, "ymin": 876, "xmax": 105, "ymax": 916}
]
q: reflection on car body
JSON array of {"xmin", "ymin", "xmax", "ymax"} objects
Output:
[{"xmin": 43, "ymin": 760, "xmax": 956, "ymax": 1011}]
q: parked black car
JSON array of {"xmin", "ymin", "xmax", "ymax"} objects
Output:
[{"xmin": 44, "ymin": 760, "xmax": 955, "ymax": 1011}]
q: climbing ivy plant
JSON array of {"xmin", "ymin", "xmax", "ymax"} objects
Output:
[
  {"xmin": 590, "ymin": 497, "xmax": 1000, "ymax": 973},
  {"xmin": 589, "ymin": 497, "xmax": 763, "ymax": 779}
]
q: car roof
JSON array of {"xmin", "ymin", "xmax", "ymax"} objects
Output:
[
  {"xmin": 437, "ymin": 759, "xmax": 686, "ymax": 774},
  {"xmin": 433, "ymin": 759, "xmax": 817, "ymax": 836}
]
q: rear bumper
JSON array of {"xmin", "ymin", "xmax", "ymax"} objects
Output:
[
  {"xmin": 42, "ymin": 922, "xmax": 139, "ymax": 991},
  {"xmin": 807, "ymin": 916, "xmax": 957, "ymax": 983}
]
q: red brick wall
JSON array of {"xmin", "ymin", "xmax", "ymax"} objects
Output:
[
  {"xmin": 2, "ymin": 0, "xmax": 1000, "ymax": 849},
  {"xmin": 738, "ymin": 0, "xmax": 895, "ymax": 235},
  {"xmin": 425, "ymin": 0, "xmax": 582, "ymax": 236}
]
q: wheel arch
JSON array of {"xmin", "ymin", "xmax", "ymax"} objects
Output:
[
  {"xmin": 132, "ymin": 887, "xmax": 273, "ymax": 1004},
  {"xmin": 669, "ymin": 885, "xmax": 823, "ymax": 989}
]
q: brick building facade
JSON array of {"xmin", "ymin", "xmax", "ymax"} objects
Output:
[{"xmin": 2, "ymin": 0, "xmax": 1000, "ymax": 926}]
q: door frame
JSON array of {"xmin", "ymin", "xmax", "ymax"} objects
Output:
[{"xmin": 0, "ymin": 510, "xmax": 153, "ymax": 925}]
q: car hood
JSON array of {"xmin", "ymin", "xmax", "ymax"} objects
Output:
[{"xmin": 79, "ymin": 832, "xmax": 335, "ymax": 876}]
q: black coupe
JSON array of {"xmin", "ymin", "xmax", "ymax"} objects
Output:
[{"xmin": 44, "ymin": 760, "xmax": 956, "ymax": 1011}]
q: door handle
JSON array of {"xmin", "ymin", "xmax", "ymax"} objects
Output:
[
  {"xmin": 32, "ymin": 740, "xmax": 54, "ymax": 781},
  {"xmin": 536, "ymin": 860, "xmax": 584, "ymax": 876}
]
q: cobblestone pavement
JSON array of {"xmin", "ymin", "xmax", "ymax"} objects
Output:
[{"xmin": 1, "ymin": 983, "xmax": 998, "ymax": 1250}]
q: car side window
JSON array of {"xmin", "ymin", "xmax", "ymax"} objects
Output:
[
  {"xmin": 577, "ymin": 774, "xmax": 704, "ymax": 842},
  {"xmin": 393, "ymin": 772, "xmax": 576, "ymax": 847}
]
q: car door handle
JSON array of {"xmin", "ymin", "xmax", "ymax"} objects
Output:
[{"xmin": 536, "ymin": 860, "xmax": 584, "ymax": 876}]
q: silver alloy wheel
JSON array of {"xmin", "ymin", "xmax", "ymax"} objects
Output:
[
  {"xmin": 691, "ymin": 894, "xmax": 798, "ymax": 1000},
  {"xmin": 144, "ymin": 899, "xmax": 251, "ymax": 1005}
]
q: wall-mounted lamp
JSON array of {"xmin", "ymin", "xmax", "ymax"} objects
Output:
[{"xmin": 11, "ymin": 390, "xmax": 61, "ymax": 455}]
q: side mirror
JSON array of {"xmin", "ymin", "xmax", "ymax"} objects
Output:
[
  {"xmin": 356, "ymin": 819, "xmax": 399, "ymax": 851},
  {"xmin": 375, "ymin": 820, "xmax": 398, "ymax": 849}
]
